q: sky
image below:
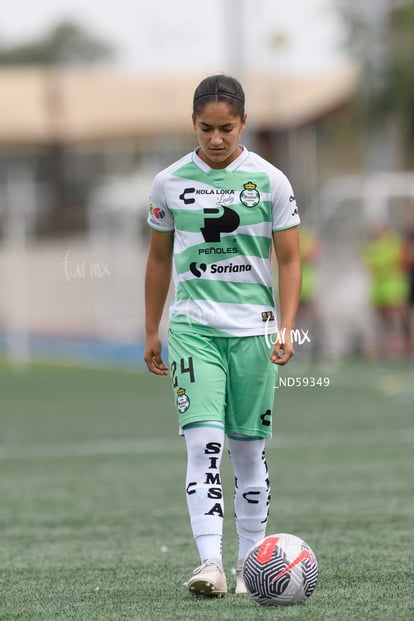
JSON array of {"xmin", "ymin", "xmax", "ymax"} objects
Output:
[{"xmin": 0, "ymin": 0, "xmax": 348, "ymax": 75}]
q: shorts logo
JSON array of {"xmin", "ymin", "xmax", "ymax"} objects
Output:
[
  {"xmin": 239, "ymin": 181, "xmax": 260, "ymax": 208},
  {"xmin": 177, "ymin": 387, "xmax": 191, "ymax": 413},
  {"xmin": 149, "ymin": 203, "xmax": 165, "ymax": 220},
  {"xmin": 260, "ymin": 409, "xmax": 272, "ymax": 427}
]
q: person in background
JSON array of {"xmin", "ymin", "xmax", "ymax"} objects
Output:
[
  {"xmin": 297, "ymin": 227, "xmax": 321, "ymax": 358},
  {"xmin": 362, "ymin": 224, "xmax": 408, "ymax": 358},
  {"xmin": 402, "ymin": 217, "xmax": 414, "ymax": 355}
]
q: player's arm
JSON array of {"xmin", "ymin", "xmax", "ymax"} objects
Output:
[
  {"xmin": 144, "ymin": 229, "xmax": 174, "ymax": 375},
  {"xmin": 272, "ymin": 226, "xmax": 302, "ymax": 365}
]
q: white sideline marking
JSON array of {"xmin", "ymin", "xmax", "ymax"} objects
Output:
[{"xmin": 0, "ymin": 428, "xmax": 413, "ymax": 461}]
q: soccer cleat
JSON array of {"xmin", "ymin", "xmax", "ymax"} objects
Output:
[
  {"xmin": 186, "ymin": 559, "xmax": 227, "ymax": 597},
  {"xmin": 235, "ymin": 562, "xmax": 248, "ymax": 594}
]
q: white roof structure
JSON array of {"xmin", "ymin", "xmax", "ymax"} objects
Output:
[{"xmin": 0, "ymin": 66, "xmax": 360, "ymax": 145}]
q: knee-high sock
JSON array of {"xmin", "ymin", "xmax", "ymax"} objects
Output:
[
  {"xmin": 184, "ymin": 424, "xmax": 225, "ymax": 562},
  {"xmin": 227, "ymin": 437, "xmax": 270, "ymax": 562}
]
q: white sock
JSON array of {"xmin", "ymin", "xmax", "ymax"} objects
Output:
[
  {"xmin": 195, "ymin": 535, "xmax": 222, "ymax": 563},
  {"xmin": 227, "ymin": 437, "xmax": 270, "ymax": 562},
  {"xmin": 184, "ymin": 423, "xmax": 225, "ymax": 563}
]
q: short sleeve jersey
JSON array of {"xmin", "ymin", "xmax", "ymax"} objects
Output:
[{"xmin": 147, "ymin": 147, "xmax": 300, "ymax": 337}]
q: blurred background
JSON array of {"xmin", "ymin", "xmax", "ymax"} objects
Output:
[{"xmin": 1, "ymin": 0, "xmax": 414, "ymax": 367}]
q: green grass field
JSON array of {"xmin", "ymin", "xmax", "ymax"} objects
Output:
[{"xmin": 0, "ymin": 357, "xmax": 413, "ymax": 620}]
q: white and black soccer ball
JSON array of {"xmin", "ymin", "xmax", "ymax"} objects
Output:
[{"xmin": 242, "ymin": 533, "xmax": 318, "ymax": 606}]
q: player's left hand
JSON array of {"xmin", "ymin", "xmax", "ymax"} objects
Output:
[{"xmin": 270, "ymin": 340, "xmax": 295, "ymax": 366}]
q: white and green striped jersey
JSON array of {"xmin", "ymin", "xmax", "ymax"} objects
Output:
[{"xmin": 148, "ymin": 146, "xmax": 300, "ymax": 337}]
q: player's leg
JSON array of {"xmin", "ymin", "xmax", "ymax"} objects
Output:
[
  {"xmin": 225, "ymin": 335, "xmax": 277, "ymax": 592},
  {"xmin": 225, "ymin": 334, "xmax": 277, "ymax": 440},
  {"xmin": 183, "ymin": 422, "xmax": 227, "ymax": 596},
  {"xmin": 168, "ymin": 329, "xmax": 227, "ymax": 596},
  {"xmin": 227, "ymin": 436, "xmax": 270, "ymax": 593}
]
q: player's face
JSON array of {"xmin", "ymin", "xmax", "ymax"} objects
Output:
[{"xmin": 192, "ymin": 101, "xmax": 247, "ymax": 169}]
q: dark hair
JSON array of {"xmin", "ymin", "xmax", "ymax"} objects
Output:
[{"xmin": 193, "ymin": 74, "xmax": 245, "ymax": 119}]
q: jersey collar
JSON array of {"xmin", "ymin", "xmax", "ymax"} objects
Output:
[{"xmin": 193, "ymin": 145, "xmax": 249, "ymax": 174}]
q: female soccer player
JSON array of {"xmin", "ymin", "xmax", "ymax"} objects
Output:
[{"xmin": 144, "ymin": 74, "xmax": 301, "ymax": 597}]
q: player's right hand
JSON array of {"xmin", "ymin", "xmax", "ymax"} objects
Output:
[{"xmin": 144, "ymin": 335, "xmax": 169, "ymax": 376}]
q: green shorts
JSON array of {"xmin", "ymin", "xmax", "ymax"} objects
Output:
[{"xmin": 168, "ymin": 328, "xmax": 278, "ymax": 439}]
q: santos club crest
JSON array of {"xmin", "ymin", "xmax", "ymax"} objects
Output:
[
  {"xmin": 176, "ymin": 387, "xmax": 190, "ymax": 413},
  {"xmin": 240, "ymin": 181, "xmax": 260, "ymax": 208}
]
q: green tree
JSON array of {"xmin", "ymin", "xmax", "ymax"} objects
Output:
[
  {"xmin": 0, "ymin": 20, "xmax": 115, "ymax": 221},
  {"xmin": 385, "ymin": 3, "xmax": 414, "ymax": 142},
  {"xmin": 338, "ymin": 0, "xmax": 414, "ymax": 165},
  {"xmin": 0, "ymin": 20, "xmax": 114, "ymax": 66}
]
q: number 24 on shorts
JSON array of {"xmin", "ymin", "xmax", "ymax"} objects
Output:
[{"xmin": 171, "ymin": 356, "xmax": 196, "ymax": 388}]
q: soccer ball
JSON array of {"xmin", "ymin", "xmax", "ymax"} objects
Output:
[{"xmin": 242, "ymin": 533, "xmax": 318, "ymax": 606}]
